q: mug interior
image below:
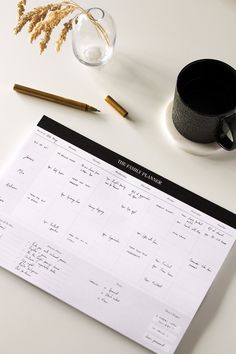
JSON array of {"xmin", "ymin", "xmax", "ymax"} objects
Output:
[{"xmin": 177, "ymin": 59, "xmax": 236, "ymax": 115}]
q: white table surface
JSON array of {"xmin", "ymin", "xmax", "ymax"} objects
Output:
[{"xmin": 1, "ymin": 1, "xmax": 236, "ymax": 353}]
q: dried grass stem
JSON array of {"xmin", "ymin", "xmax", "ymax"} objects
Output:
[{"xmin": 15, "ymin": 0, "xmax": 110, "ymax": 53}]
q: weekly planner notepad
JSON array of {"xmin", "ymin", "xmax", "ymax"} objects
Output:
[{"xmin": 0, "ymin": 116, "xmax": 235, "ymax": 354}]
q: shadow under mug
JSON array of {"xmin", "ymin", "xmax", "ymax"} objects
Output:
[{"xmin": 172, "ymin": 59, "xmax": 236, "ymax": 151}]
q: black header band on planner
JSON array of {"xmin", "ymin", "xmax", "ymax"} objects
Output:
[{"xmin": 38, "ymin": 116, "xmax": 236, "ymax": 229}]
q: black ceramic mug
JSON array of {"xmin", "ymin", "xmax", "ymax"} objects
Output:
[{"xmin": 172, "ymin": 59, "xmax": 236, "ymax": 151}]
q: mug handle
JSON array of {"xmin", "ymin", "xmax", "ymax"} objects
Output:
[{"xmin": 217, "ymin": 114, "xmax": 236, "ymax": 151}]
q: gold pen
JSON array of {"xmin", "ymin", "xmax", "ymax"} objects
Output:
[{"xmin": 13, "ymin": 84, "xmax": 100, "ymax": 113}]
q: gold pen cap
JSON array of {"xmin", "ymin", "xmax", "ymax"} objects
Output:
[{"xmin": 105, "ymin": 95, "xmax": 128, "ymax": 117}]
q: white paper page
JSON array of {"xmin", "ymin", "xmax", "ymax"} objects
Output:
[{"xmin": 0, "ymin": 116, "xmax": 235, "ymax": 354}]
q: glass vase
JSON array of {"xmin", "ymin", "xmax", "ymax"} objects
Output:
[{"xmin": 72, "ymin": 7, "xmax": 116, "ymax": 67}]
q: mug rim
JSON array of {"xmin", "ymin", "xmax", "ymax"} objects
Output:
[{"xmin": 176, "ymin": 58, "xmax": 236, "ymax": 117}]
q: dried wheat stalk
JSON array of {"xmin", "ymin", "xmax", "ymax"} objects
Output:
[
  {"xmin": 17, "ymin": 0, "xmax": 26, "ymax": 20},
  {"xmin": 14, "ymin": 0, "xmax": 110, "ymax": 54}
]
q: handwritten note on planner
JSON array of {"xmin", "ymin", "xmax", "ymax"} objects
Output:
[{"xmin": 0, "ymin": 116, "xmax": 235, "ymax": 354}]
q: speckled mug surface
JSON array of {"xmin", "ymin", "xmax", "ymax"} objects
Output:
[{"xmin": 172, "ymin": 59, "xmax": 236, "ymax": 151}]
